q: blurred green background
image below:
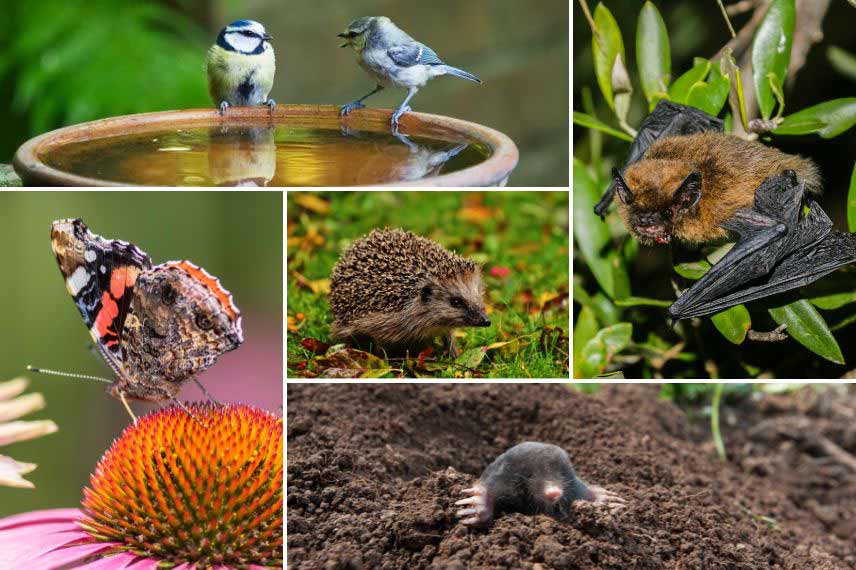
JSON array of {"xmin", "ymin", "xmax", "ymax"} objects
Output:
[
  {"xmin": 1, "ymin": 0, "xmax": 569, "ymax": 186},
  {"xmin": 0, "ymin": 191, "xmax": 282, "ymax": 517}
]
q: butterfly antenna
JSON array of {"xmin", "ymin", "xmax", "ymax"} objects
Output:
[
  {"xmin": 192, "ymin": 377, "xmax": 223, "ymax": 406},
  {"xmin": 26, "ymin": 365, "xmax": 113, "ymax": 384}
]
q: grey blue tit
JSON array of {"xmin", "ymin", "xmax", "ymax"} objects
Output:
[
  {"xmin": 207, "ymin": 20, "xmax": 276, "ymax": 116},
  {"xmin": 338, "ymin": 16, "xmax": 481, "ymax": 129}
]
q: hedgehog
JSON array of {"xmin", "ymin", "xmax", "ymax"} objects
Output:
[{"xmin": 329, "ymin": 228, "xmax": 491, "ymax": 355}]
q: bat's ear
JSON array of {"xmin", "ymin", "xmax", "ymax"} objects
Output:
[
  {"xmin": 611, "ymin": 167, "xmax": 634, "ymax": 205},
  {"xmin": 673, "ymin": 172, "xmax": 702, "ymax": 213}
]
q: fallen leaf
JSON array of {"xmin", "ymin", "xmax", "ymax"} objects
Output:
[
  {"xmin": 292, "ymin": 193, "xmax": 330, "ymax": 214},
  {"xmin": 287, "ymin": 316, "xmax": 299, "ymax": 333},
  {"xmin": 301, "ymin": 338, "xmax": 331, "ymax": 355},
  {"xmin": 313, "ymin": 347, "xmax": 392, "ymax": 378},
  {"xmin": 417, "ymin": 346, "xmax": 434, "ymax": 368}
]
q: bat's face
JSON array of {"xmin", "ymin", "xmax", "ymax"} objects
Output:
[{"xmin": 612, "ymin": 161, "xmax": 702, "ymax": 246}]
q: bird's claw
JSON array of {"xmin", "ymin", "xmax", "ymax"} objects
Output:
[
  {"xmin": 390, "ymin": 105, "xmax": 412, "ymax": 129},
  {"xmin": 339, "ymin": 101, "xmax": 365, "ymax": 117},
  {"xmin": 218, "ymin": 101, "xmax": 230, "ymax": 116},
  {"xmin": 266, "ymin": 99, "xmax": 276, "ymax": 114},
  {"xmin": 454, "ymin": 484, "xmax": 491, "ymax": 526}
]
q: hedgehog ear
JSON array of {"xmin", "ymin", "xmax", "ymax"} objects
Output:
[{"xmin": 420, "ymin": 285, "xmax": 432, "ymax": 302}]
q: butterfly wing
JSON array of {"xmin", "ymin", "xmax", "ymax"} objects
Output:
[{"xmin": 50, "ymin": 219, "xmax": 153, "ymax": 378}]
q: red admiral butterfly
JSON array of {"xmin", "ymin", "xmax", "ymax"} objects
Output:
[{"xmin": 48, "ymin": 219, "xmax": 243, "ymax": 412}]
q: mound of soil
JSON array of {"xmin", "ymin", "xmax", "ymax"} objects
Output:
[{"xmin": 286, "ymin": 384, "xmax": 855, "ymax": 569}]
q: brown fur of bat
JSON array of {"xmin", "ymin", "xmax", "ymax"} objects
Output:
[{"xmin": 613, "ymin": 132, "xmax": 821, "ymax": 246}]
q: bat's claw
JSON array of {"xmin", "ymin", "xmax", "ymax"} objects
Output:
[{"xmin": 455, "ymin": 484, "xmax": 492, "ymax": 526}]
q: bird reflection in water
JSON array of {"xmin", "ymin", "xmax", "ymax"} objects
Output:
[
  {"xmin": 207, "ymin": 125, "xmax": 276, "ymax": 186},
  {"xmin": 340, "ymin": 124, "xmax": 468, "ymax": 182}
]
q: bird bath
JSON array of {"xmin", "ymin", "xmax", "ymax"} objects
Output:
[{"xmin": 13, "ymin": 105, "xmax": 518, "ymax": 187}]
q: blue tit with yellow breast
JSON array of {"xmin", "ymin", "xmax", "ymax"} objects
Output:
[
  {"xmin": 207, "ymin": 20, "xmax": 276, "ymax": 115},
  {"xmin": 338, "ymin": 16, "xmax": 482, "ymax": 129}
]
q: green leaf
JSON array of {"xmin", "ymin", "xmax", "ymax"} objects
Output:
[
  {"xmin": 850, "ymin": 160, "xmax": 856, "ymax": 232},
  {"xmin": 827, "ymin": 45, "xmax": 856, "ymax": 82},
  {"xmin": 592, "ymin": 3, "xmax": 626, "ymax": 110},
  {"xmin": 710, "ymin": 305, "xmax": 751, "ymax": 345},
  {"xmin": 580, "ymin": 323, "xmax": 633, "ymax": 378},
  {"xmin": 668, "ymin": 57, "xmax": 710, "ymax": 104},
  {"xmin": 686, "ymin": 63, "xmax": 730, "ymax": 116},
  {"xmin": 801, "ymin": 270, "xmax": 856, "ymax": 310},
  {"xmin": 573, "ymin": 306, "xmax": 600, "ymax": 378},
  {"xmin": 751, "ymin": 0, "xmax": 795, "ymax": 119},
  {"xmin": 775, "ymin": 98, "xmax": 856, "ymax": 139},
  {"xmin": 614, "ymin": 296, "xmax": 672, "ymax": 308},
  {"xmin": 573, "ymin": 159, "xmax": 631, "ymax": 299},
  {"xmin": 636, "ymin": 1, "xmax": 671, "ymax": 109},
  {"xmin": 674, "ymin": 260, "xmax": 712, "ymax": 280},
  {"xmin": 573, "ymin": 111, "xmax": 634, "ymax": 141},
  {"xmin": 768, "ymin": 299, "xmax": 844, "ymax": 364}
]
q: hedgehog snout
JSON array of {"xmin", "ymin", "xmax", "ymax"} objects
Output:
[{"xmin": 470, "ymin": 308, "xmax": 491, "ymax": 327}]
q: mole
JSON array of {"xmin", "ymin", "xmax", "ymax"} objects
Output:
[{"xmin": 455, "ymin": 441, "xmax": 624, "ymax": 526}]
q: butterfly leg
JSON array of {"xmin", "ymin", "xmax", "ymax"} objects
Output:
[
  {"xmin": 118, "ymin": 390, "xmax": 138, "ymax": 424},
  {"xmin": 192, "ymin": 377, "xmax": 223, "ymax": 406},
  {"xmin": 167, "ymin": 395, "xmax": 208, "ymax": 429}
]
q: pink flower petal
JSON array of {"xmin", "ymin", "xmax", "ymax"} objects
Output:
[
  {"xmin": 0, "ymin": 508, "xmax": 101, "ymax": 568},
  {"xmin": 81, "ymin": 551, "xmax": 158, "ymax": 570},
  {"xmin": 27, "ymin": 542, "xmax": 117, "ymax": 570}
]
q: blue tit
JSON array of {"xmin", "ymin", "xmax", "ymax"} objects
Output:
[
  {"xmin": 207, "ymin": 20, "xmax": 276, "ymax": 115},
  {"xmin": 338, "ymin": 16, "xmax": 482, "ymax": 129}
]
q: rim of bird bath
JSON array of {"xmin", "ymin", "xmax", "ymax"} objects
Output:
[{"xmin": 13, "ymin": 105, "xmax": 519, "ymax": 187}]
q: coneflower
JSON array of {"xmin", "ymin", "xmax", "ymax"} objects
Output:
[{"xmin": 0, "ymin": 402, "xmax": 282, "ymax": 569}]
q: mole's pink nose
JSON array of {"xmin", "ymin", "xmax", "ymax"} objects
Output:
[{"xmin": 543, "ymin": 484, "xmax": 563, "ymax": 502}]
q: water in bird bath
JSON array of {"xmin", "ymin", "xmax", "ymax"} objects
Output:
[{"xmin": 40, "ymin": 121, "xmax": 489, "ymax": 186}]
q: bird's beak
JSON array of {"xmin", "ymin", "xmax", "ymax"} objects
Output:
[
  {"xmin": 263, "ymin": 33, "xmax": 273, "ymax": 41},
  {"xmin": 337, "ymin": 32, "xmax": 348, "ymax": 38}
]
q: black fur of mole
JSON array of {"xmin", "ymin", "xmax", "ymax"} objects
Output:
[{"xmin": 455, "ymin": 442, "xmax": 623, "ymax": 527}]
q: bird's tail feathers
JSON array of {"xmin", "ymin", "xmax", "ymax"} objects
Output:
[{"xmin": 442, "ymin": 65, "xmax": 482, "ymax": 84}]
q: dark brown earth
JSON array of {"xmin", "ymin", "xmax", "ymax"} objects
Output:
[{"xmin": 286, "ymin": 384, "xmax": 856, "ymax": 569}]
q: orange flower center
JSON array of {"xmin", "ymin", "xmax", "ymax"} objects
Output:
[{"xmin": 79, "ymin": 403, "xmax": 282, "ymax": 568}]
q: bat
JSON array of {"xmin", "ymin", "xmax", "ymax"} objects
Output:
[{"xmin": 593, "ymin": 100, "xmax": 856, "ymax": 321}]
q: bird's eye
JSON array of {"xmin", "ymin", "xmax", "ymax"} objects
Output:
[
  {"xmin": 347, "ymin": 31, "xmax": 358, "ymax": 38},
  {"xmin": 161, "ymin": 284, "xmax": 177, "ymax": 305},
  {"xmin": 450, "ymin": 297, "xmax": 465, "ymax": 309},
  {"xmin": 195, "ymin": 313, "xmax": 214, "ymax": 330}
]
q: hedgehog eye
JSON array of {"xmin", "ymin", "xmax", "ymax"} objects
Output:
[
  {"xmin": 421, "ymin": 286, "xmax": 432, "ymax": 302},
  {"xmin": 161, "ymin": 284, "xmax": 177, "ymax": 305},
  {"xmin": 195, "ymin": 313, "xmax": 214, "ymax": 330},
  {"xmin": 450, "ymin": 297, "xmax": 465, "ymax": 309}
]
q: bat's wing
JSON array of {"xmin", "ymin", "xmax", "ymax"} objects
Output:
[
  {"xmin": 594, "ymin": 101, "xmax": 725, "ymax": 218},
  {"xmin": 668, "ymin": 172, "xmax": 856, "ymax": 319}
]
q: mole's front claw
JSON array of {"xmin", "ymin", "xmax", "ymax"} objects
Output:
[
  {"xmin": 455, "ymin": 485, "xmax": 491, "ymax": 526},
  {"xmin": 587, "ymin": 485, "xmax": 626, "ymax": 511}
]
